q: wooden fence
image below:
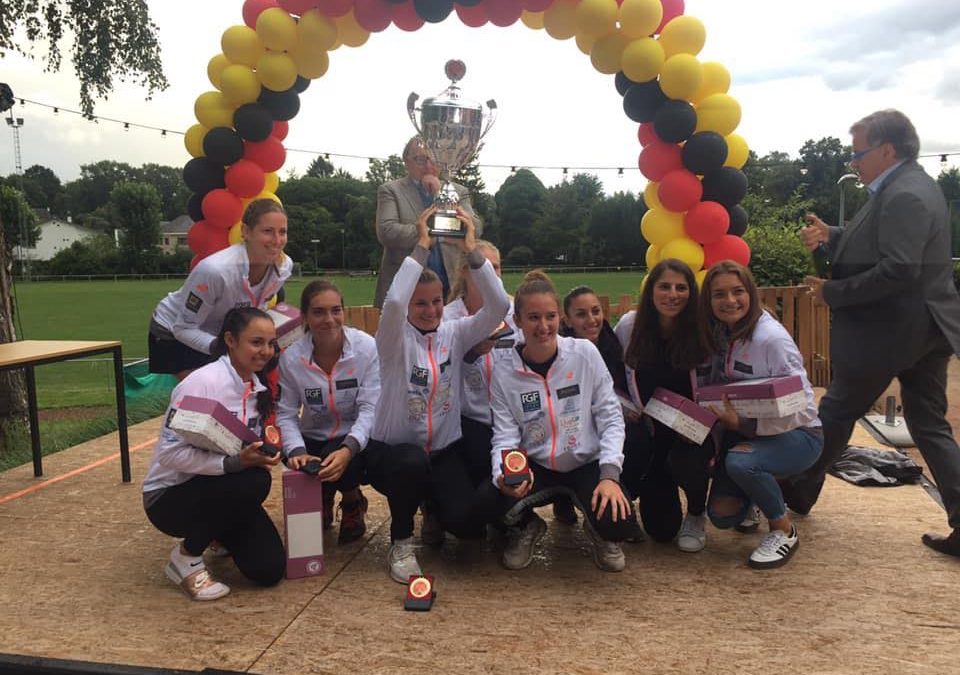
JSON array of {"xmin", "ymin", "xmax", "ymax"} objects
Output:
[{"xmin": 343, "ymin": 286, "xmax": 831, "ymax": 388}]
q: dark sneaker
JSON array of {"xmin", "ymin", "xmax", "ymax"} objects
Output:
[
  {"xmin": 338, "ymin": 491, "xmax": 368, "ymax": 544},
  {"xmin": 322, "ymin": 484, "xmax": 335, "ymax": 530},
  {"xmin": 921, "ymin": 529, "xmax": 960, "ymax": 558},
  {"xmin": 735, "ymin": 504, "xmax": 761, "ymax": 534},
  {"xmin": 552, "ymin": 497, "xmax": 578, "ymax": 525}
]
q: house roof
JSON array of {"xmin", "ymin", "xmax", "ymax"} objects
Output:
[{"xmin": 160, "ymin": 215, "xmax": 193, "ymax": 235}]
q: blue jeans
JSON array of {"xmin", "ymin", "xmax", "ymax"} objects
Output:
[{"xmin": 708, "ymin": 428, "xmax": 823, "ymax": 527}]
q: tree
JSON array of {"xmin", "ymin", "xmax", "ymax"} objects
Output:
[
  {"xmin": 306, "ymin": 155, "xmax": 336, "ymax": 179},
  {"xmin": 494, "ymin": 169, "xmax": 547, "ymax": 257},
  {"xmin": 23, "ymin": 165, "xmax": 64, "ymax": 214},
  {"xmin": 798, "ymin": 137, "xmax": 857, "ymax": 218},
  {"xmin": 0, "ymin": 1, "xmax": 168, "ymax": 116},
  {"xmin": 365, "ymin": 155, "xmax": 406, "ymax": 186},
  {"xmin": 939, "ymin": 167, "xmax": 960, "ymax": 258},
  {"xmin": 46, "ymin": 234, "xmax": 120, "ymax": 276},
  {"xmin": 0, "ymin": 185, "xmax": 40, "ymax": 253},
  {"xmin": 64, "ymin": 160, "xmax": 137, "ymax": 225},
  {"xmin": 136, "ymin": 164, "xmax": 188, "ymax": 221},
  {"xmin": 586, "ymin": 191, "xmax": 647, "ymax": 265},
  {"xmin": 110, "ymin": 181, "xmax": 161, "ymax": 273},
  {"xmin": 531, "ymin": 173, "xmax": 603, "ymax": 264}
]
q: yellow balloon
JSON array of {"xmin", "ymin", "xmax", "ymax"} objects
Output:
[
  {"xmin": 591, "ymin": 31, "xmax": 630, "ymax": 75},
  {"xmin": 335, "ymin": 12, "xmax": 369, "ymax": 48},
  {"xmin": 207, "ymin": 54, "xmax": 231, "ymax": 89},
  {"xmin": 695, "ymin": 269, "xmax": 707, "ymax": 288},
  {"xmin": 643, "ymin": 181, "xmax": 663, "ymax": 211},
  {"xmin": 219, "ymin": 64, "xmax": 261, "ymax": 105},
  {"xmin": 661, "ymin": 237, "xmax": 705, "ymax": 271},
  {"xmin": 184, "ymin": 124, "xmax": 208, "ymax": 158},
  {"xmin": 575, "ymin": 31, "xmax": 597, "ymax": 56},
  {"xmin": 221, "ymin": 25, "xmax": 265, "ymax": 68},
  {"xmin": 263, "ymin": 172, "xmax": 280, "ymax": 194},
  {"xmin": 194, "ymin": 91, "xmax": 235, "ymax": 129},
  {"xmin": 659, "ymin": 54, "xmax": 703, "ymax": 101},
  {"xmin": 242, "ymin": 191, "xmax": 282, "ymax": 212},
  {"xmin": 291, "ymin": 42, "xmax": 330, "ymax": 80},
  {"xmin": 645, "ymin": 242, "xmax": 661, "ymax": 268},
  {"xmin": 228, "ymin": 222, "xmax": 243, "ymax": 245},
  {"xmin": 619, "ymin": 0, "xmax": 663, "ymax": 39},
  {"xmin": 575, "ymin": 0, "xmax": 619, "ymax": 38},
  {"xmin": 724, "ymin": 133, "xmax": 749, "ymax": 169},
  {"xmin": 520, "ymin": 10, "xmax": 545, "ymax": 30},
  {"xmin": 658, "ymin": 15, "xmax": 706, "ymax": 57},
  {"xmin": 299, "ymin": 10, "xmax": 339, "ymax": 51},
  {"xmin": 256, "ymin": 7, "xmax": 298, "ymax": 52},
  {"xmin": 691, "ymin": 62, "xmax": 731, "ymax": 103},
  {"xmin": 257, "ymin": 51, "xmax": 298, "ymax": 92},
  {"xmin": 696, "ymin": 93, "xmax": 742, "ymax": 136},
  {"xmin": 620, "ymin": 37, "xmax": 664, "ymax": 83},
  {"xmin": 641, "ymin": 209, "xmax": 684, "ymax": 246},
  {"xmin": 543, "ymin": 0, "xmax": 578, "ymax": 40}
]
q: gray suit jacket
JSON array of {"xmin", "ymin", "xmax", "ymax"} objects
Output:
[
  {"xmin": 373, "ymin": 176, "xmax": 481, "ymax": 308},
  {"xmin": 823, "ymin": 160, "xmax": 960, "ymax": 373}
]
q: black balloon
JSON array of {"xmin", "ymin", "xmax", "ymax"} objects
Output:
[
  {"xmin": 615, "ymin": 70, "xmax": 640, "ymax": 97},
  {"xmin": 187, "ymin": 193, "xmax": 204, "ymax": 222},
  {"xmin": 702, "ymin": 167, "xmax": 748, "ymax": 208},
  {"xmin": 455, "ymin": 0, "xmax": 482, "ymax": 5},
  {"xmin": 234, "ymin": 103, "xmax": 273, "ymax": 142},
  {"xmin": 182, "ymin": 158, "xmax": 226, "ymax": 196},
  {"xmin": 727, "ymin": 204, "xmax": 749, "ymax": 236},
  {"xmin": 292, "ymin": 76, "xmax": 310, "ymax": 93},
  {"xmin": 682, "ymin": 131, "xmax": 728, "ymax": 175},
  {"xmin": 258, "ymin": 87, "xmax": 300, "ymax": 121},
  {"xmin": 622, "ymin": 80, "xmax": 667, "ymax": 123},
  {"xmin": 653, "ymin": 99, "xmax": 697, "ymax": 144},
  {"xmin": 202, "ymin": 127, "xmax": 245, "ymax": 165},
  {"xmin": 385, "ymin": 0, "xmax": 407, "ymax": 3},
  {"xmin": 414, "ymin": 0, "xmax": 454, "ymax": 23}
]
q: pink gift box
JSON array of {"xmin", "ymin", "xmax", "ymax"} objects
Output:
[
  {"xmin": 643, "ymin": 388, "xmax": 717, "ymax": 444},
  {"xmin": 695, "ymin": 375, "xmax": 806, "ymax": 418},
  {"xmin": 167, "ymin": 395, "xmax": 260, "ymax": 456},
  {"xmin": 282, "ymin": 467, "xmax": 325, "ymax": 579},
  {"xmin": 268, "ymin": 303, "xmax": 304, "ymax": 350}
]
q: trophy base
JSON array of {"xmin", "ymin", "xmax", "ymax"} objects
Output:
[
  {"xmin": 428, "ymin": 212, "xmax": 465, "ymax": 238},
  {"xmin": 503, "ymin": 472, "xmax": 532, "ymax": 486}
]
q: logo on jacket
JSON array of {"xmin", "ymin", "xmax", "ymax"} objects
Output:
[
  {"xmin": 526, "ymin": 421, "xmax": 547, "ymax": 447},
  {"xmin": 557, "ymin": 384, "xmax": 580, "ymax": 399},
  {"xmin": 733, "ymin": 361, "xmax": 754, "ymax": 375},
  {"xmin": 521, "ymin": 391, "xmax": 541, "ymax": 413},
  {"xmin": 410, "ymin": 366, "xmax": 429, "ymax": 387},
  {"xmin": 335, "ymin": 378, "xmax": 359, "ymax": 390},
  {"xmin": 185, "ymin": 292, "xmax": 203, "ymax": 313},
  {"xmin": 305, "ymin": 388, "xmax": 324, "ymax": 404}
]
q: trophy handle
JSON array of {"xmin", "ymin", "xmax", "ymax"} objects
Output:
[
  {"xmin": 480, "ymin": 99, "xmax": 498, "ymax": 142},
  {"xmin": 406, "ymin": 92, "xmax": 422, "ymax": 136}
]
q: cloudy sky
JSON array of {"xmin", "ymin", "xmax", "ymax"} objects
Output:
[{"xmin": 2, "ymin": 0, "xmax": 958, "ymax": 194}]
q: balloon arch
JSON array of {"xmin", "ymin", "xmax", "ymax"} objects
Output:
[{"xmin": 181, "ymin": 0, "xmax": 751, "ymax": 278}]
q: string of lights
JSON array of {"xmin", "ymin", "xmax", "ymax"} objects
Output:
[{"xmin": 10, "ymin": 96, "xmax": 960, "ymax": 173}]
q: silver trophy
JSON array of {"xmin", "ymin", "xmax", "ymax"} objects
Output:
[{"xmin": 407, "ymin": 60, "xmax": 497, "ymax": 237}]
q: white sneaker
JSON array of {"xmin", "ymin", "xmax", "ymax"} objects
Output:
[
  {"xmin": 677, "ymin": 513, "xmax": 707, "ymax": 552},
  {"xmin": 165, "ymin": 546, "xmax": 230, "ymax": 601},
  {"xmin": 735, "ymin": 505, "xmax": 761, "ymax": 534},
  {"xmin": 748, "ymin": 526, "xmax": 799, "ymax": 569},
  {"xmin": 502, "ymin": 514, "xmax": 547, "ymax": 570},
  {"xmin": 420, "ymin": 509, "xmax": 445, "ymax": 546},
  {"xmin": 585, "ymin": 526, "xmax": 626, "ymax": 572},
  {"xmin": 388, "ymin": 537, "xmax": 422, "ymax": 584}
]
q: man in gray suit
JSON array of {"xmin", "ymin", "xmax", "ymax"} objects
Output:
[
  {"xmin": 373, "ymin": 136, "xmax": 482, "ymax": 308},
  {"xmin": 796, "ymin": 109, "xmax": 960, "ymax": 556}
]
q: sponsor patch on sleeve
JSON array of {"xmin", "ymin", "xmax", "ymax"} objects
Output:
[{"xmin": 185, "ymin": 292, "xmax": 203, "ymax": 313}]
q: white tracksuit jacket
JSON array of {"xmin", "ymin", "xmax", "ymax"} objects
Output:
[
  {"xmin": 371, "ymin": 247, "xmax": 510, "ymax": 451},
  {"xmin": 142, "ymin": 355, "xmax": 266, "ymax": 495},
  {"xmin": 698, "ymin": 311, "xmax": 821, "ymax": 436},
  {"xmin": 276, "ymin": 327, "xmax": 380, "ymax": 457},
  {"xmin": 489, "ymin": 335, "xmax": 626, "ymax": 486},
  {"xmin": 152, "ymin": 244, "xmax": 293, "ymax": 353},
  {"xmin": 443, "ymin": 297, "xmax": 518, "ymax": 425}
]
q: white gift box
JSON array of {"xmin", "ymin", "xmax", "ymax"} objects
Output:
[
  {"xmin": 696, "ymin": 375, "xmax": 806, "ymax": 419},
  {"xmin": 267, "ymin": 303, "xmax": 304, "ymax": 350},
  {"xmin": 167, "ymin": 395, "xmax": 260, "ymax": 456},
  {"xmin": 643, "ymin": 388, "xmax": 718, "ymax": 445}
]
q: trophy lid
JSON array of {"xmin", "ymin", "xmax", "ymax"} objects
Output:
[{"xmin": 422, "ymin": 59, "xmax": 482, "ymax": 113}]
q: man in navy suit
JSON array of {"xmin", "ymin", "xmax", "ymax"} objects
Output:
[{"xmin": 797, "ymin": 109, "xmax": 960, "ymax": 556}]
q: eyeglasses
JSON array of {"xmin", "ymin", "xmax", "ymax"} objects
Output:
[{"xmin": 849, "ymin": 145, "xmax": 883, "ymax": 162}]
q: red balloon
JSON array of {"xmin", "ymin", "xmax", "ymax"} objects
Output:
[
  {"xmin": 244, "ymin": 137, "xmax": 287, "ymax": 172},
  {"xmin": 637, "ymin": 122, "xmax": 657, "ymax": 147},
  {"xmin": 658, "ymin": 169, "xmax": 703, "ymax": 213},
  {"xmin": 243, "ymin": 0, "xmax": 280, "ymax": 28},
  {"xmin": 202, "ymin": 189, "xmax": 244, "ymax": 229},
  {"xmin": 188, "ymin": 220, "xmax": 230, "ymax": 257},
  {"xmin": 684, "ymin": 200, "xmax": 730, "ymax": 244},
  {"xmin": 354, "ymin": 0, "xmax": 393, "ymax": 32},
  {"xmin": 189, "ymin": 254, "xmax": 202, "ymax": 271},
  {"xmin": 487, "ymin": 0, "xmax": 523, "ymax": 26},
  {"xmin": 638, "ymin": 140, "xmax": 683, "ymax": 182},
  {"xmin": 704, "ymin": 234, "xmax": 752, "ymax": 268},
  {"xmin": 657, "ymin": 0, "xmax": 685, "ymax": 33},
  {"xmin": 225, "ymin": 159, "xmax": 267, "ymax": 199},
  {"xmin": 455, "ymin": 2, "xmax": 487, "ymax": 27},
  {"xmin": 523, "ymin": 0, "xmax": 553, "ymax": 10},
  {"xmin": 317, "ymin": 0, "xmax": 352, "ymax": 17},
  {"xmin": 278, "ymin": 0, "xmax": 319, "ymax": 14},
  {"xmin": 271, "ymin": 120, "xmax": 289, "ymax": 140},
  {"xmin": 392, "ymin": 1, "xmax": 425, "ymax": 31}
]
